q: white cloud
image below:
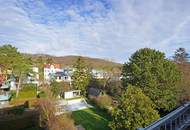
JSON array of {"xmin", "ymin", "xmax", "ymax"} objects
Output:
[{"xmin": 0, "ymin": 0, "xmax": 190, "ymax": 62}]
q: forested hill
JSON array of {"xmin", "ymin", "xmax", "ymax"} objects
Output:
[{"xmin": 25, "ymin": 54, "xmax": 122, "ymax": 70}]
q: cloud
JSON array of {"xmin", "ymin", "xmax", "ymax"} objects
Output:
[{"xmin": 0, "ymin": 0, "xmax": 190, "ymax": 63}]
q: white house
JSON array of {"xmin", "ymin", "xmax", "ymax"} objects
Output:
[
  {"xmin": 25, "ymin": 67, "xmax": 40, "ymax": 86},
  {"xmin": 44, "ymin": 64, "xmax": 63, "ymax": 81},
  {"xmin": 91, "ymin": 69, "xmax": 108, "ymax": 79},
  {"xmin": 64, "ymin": 90, "xmax": 81, "ymax": 99}
]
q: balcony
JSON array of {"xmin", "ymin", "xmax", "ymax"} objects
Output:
[{"xmin": 0, "ymin": 92, "xmax": 11, "ymax": 101}]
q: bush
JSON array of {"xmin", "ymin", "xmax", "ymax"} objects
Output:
[
  {"xmin": 37, "ymin": 99, "xmax": 76, "ymax": 130},
  {"xmin": 90, "ymin": 94, "xmax": 112, "ymax": 110},
  {"xmin": 22, "ymin": 84, "xmax": 36, "ymax": 92},
  {"xmin": 106, "ymin": 81, "xmax": 123, "ymax": 98},
  {"xmin": 37, "ymin": 91, "xmax": 47, "ymax": 98},
  {"xmin": 50, "ymin": 81, "xmax": 71, "ymax": 97}
]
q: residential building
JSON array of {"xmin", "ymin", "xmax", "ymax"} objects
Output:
[
  {"xmin": 25, "ymin": 67, "xmax": 40, "ymax": 85},
  {"xmin": 91, "ymin": 69, "xmax": 108, "ymax": 79},
  {"xmin": 44, "ymin": 64, "xmax": 63, "ymax": 81},
  {"xmin": 0, "ymin": 79, "xmax": 12, "ymax": 106}
]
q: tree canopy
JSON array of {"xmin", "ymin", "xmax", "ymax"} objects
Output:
[
  {"xmin": 173, "ymin": 47, "xmax": 189, "ymax": 63},
  {"xmin": 122, "ymin": 48, "xmax": 180, "ymax": 111},
  {"xmin": 72, "ymin": 57, "xmax": 92, "ymax": 96},
  {"xmin": 0, "ymin": 44, "xmax": 32, "ymax": 97},
  {"xmin": 110, "ymin": 85, "xmax": 159, "ymax": 130},
  {"xmin": 173, "ymin": 48, "xmax": 190, "ymax": 103}
]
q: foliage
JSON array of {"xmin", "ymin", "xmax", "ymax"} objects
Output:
[
  {"xmin": 72, "ymin": 57, "xmax": 92, "ymax": 96},
  {"xmin": 106, "ymin": 81, "xmax": 123, "ymax": 98},
  {"xmin": 49, "ymin": 114, "xmax": 76, "ymax": 130},
  {"xmin": 177, "ymin": 63, "xmax": 190, "ymax": 103},
  {"xmin": 36, "ymin": 56, "xmax": 45, "ymax": 86},
  {"xmin": 173, "ymin": 48, "xmax": 190, "ymax": 103},
  {"xmin": 88, "ymin": 78, "xmax": 102, "ymax": 88},
  {"xmin": 173, "ymin": 47, "xmax": 189, "ymax": 63},
  {"xmin": 122, "ymin": 48, "xmax": 180, "ymax": 111},
  {"xmin": 0, "ymin": 44, "xmax": 32, "ymax": 97},
  {"xmin": 110, "ymin": 85, "xmax": 160, "ymax": 130},
  {"xmin": 90, "ymin": 94, "xmax": 112, "ymax": 110},
  {"xmin": 50, "ymin": 81, "xmax": 70, "ymax": 97},
  {"xmin": 72, "ymin": 108, "xmax": 111, "ymax": 130},
  {"xmin": 37, "ymin": 99, "xmax": 76, "ymax": 130},
  {"xmin": 46, "ymin": 58, "xmax": 54, "ymax": 64}
]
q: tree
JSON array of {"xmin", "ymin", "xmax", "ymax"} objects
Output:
[
  {"xmin": 36, "ymin": 56, "xmax": 45, "ymax": 87},
  {"xmin": 110, "ymin": 85, "xmax": 159, "ymax": 130},
  {"xmin": 12, "ymin": 54, "xmax": 32, "ymax": 97},
  {"xmin": 122, "ymin": 48, "xmax": 180, "ymax": 111},
  {"xmin": 37, "ymin": 99, "xmax": 76, "ymax": 130},
  {"xmin": 46, "ymin": 57, "xmax": 54, "ymax": 64},
  {"xmin": 177, "ymin": 63, "xmax": 190, "ymax": 103},
  {"xmin": 72, "ymin": 57, "xmax": 92, "ymax": 96},
  {"xmin": 173, "ymin": 48, "xmax": 189, "ymax": 63},
  {"xmin": 50, "ymin": 81, "xmax": 70, "ymax": 98},
  {"xmin": 173, "ymin": 48, "xmax": 190, "ymax": 103},
  {"xmin": 0, "ymin": 44, "xmax": 31, "ymax": 97},
  {"xmin": 106, "ymin": 80, "xmax": 123, "ymax": 98}
]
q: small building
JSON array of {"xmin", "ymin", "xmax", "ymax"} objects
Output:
[
  {"xmin": 0, "ymin": 80, "xmax": 12, "ymax": 105},
  {"xmin": 25, "ymin": 67, "xmax": 40, "ymax": 86},
  {"xmin": 64, "ymin": 90, "xmax": 81, "ymax": 99}
]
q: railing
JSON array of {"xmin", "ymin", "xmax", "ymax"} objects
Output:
[{"xmin": 138, "ymin": 102, "xmax": 190, "ymax": 130}]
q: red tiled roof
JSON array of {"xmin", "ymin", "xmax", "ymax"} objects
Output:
[{"xmin": 44, "ymin": 64, "xmax": 61, "ymax": 69}]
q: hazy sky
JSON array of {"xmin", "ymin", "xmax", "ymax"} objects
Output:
[{"xmin": 0, "ymin": 0, "xmax": 190, "ymax": 63}]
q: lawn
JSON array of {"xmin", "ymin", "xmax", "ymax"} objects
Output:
[
  {"xmin": 10, "ymin": 86, "xmax": 37, "ymax": 106},
  {"xmin": 72, "ymin": 108, "xmax": 111, "ymax": 130}
]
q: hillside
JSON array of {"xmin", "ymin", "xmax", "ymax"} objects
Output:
[{"xmin": 25, "ymin": 54, "xmax": 122, "ymax": 71}]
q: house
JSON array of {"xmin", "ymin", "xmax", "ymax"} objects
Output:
[
  {"xmin": 64, "ymin": 90, "xmax": 81, "ymax": 99},
  {"xmin": 0, "ymin": 80, "xmax": 12, "ymax": 106},
  {"xmin": 54, "ymin": 72, "xmax": 71, "ymax": 82},
  {"xmin": 25, "ymin": 67, "xmax": 40, "ymax": 86},
  {"xmin": 44, "ymin": 64, "xmax": 63, "ymax": 81},
  {"xmin": 53, "ymin": 67, "xmax": 74, "ymax": 82},
  {"xmin": 91, "ymin": 69, "xmax": 108, "ymax": 79}
]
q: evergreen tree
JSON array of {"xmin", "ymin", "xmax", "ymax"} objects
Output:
[
  {"xmin": 110, "ymin": 85, "xmax": 160, "ymax": 130},
  {"xmin": 0, "ymin": 44, "xmax": 31, "ymax": 97},
  {"xmin": 72, "ymin": 57, "xmax": 91, "ymax": 96},
  {"xmin": 173, "ymin": 48, "xmax": 189, "ymax": 63},
  {"xmin": 122, "ymin": 48, "xmax": 180, "ymax": 111}
]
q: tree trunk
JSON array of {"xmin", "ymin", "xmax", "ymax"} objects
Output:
[{"xmin": 16, "ymin": 73, "xmax": 22, "ymax": 98}]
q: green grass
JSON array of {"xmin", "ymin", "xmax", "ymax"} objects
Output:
[
  {"xmin": 11, "ymin": 86, "xmax": 37, "ymax": 100},
  {"xmin": 72, "ymin": 108, "xmax": 111, "ymax": 130}
]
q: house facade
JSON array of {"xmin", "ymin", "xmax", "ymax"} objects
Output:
[
  {"xmin": 91, "ymin": 69, "xmax": 108, "ymax": 79},
  {"xmin": 0, "ymin": 79, "xmax": 12, "ymax": 106},
  {"xmin": 44, "ymin": 64, "xmax": 63, "ymax": 81},
  {"xmin": 25, "ymin": 67, "xmax": 40, "ymax": 85}
]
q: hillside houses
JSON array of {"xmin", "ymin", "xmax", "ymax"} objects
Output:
[
  {"xmin": 24, "ymin": 63, "xmax": 120, "ymax": 85},
  {"xmin": 44, "ymin": 64, "xmax": 63, "ymax": 81}
]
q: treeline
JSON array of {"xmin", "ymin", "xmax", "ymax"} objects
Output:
[
  {"xmin": 1, "ymin": 44, "xmax": 190, "ymax": 130},
  {"xmin": 110, "ymin": 48, "xmax": 190, "ymax": 130}
]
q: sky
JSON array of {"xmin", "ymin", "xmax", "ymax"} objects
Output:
[{"xmin": 0, "ymin": 0, "xmax": 190, "ymax": 63}]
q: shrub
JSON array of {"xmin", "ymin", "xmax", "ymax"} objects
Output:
[
  {"xmin": 37, "ymin": 99, "xmax": 76, "ymax": 130},
  {"xmin": 22, "ymin": 84, "xmax": 36, "ymax": 91},
  {"xmin": 90, "ymin": 94, "xmax": 112, "ymax": 110}
]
